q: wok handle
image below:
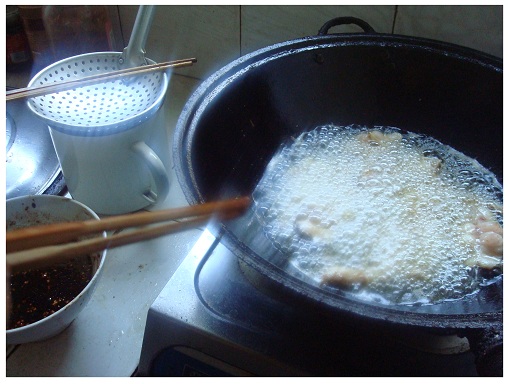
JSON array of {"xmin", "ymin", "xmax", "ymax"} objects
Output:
[
  {"xmin": 318, "ymin": 17, "xmax": 376, "ymax": 35},
  {"xmin": 461, "ymin": 323, "xmax": 503, "ymax": 377}
]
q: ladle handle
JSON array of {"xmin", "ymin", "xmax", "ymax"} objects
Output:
[{"xmin": 119, "ymin": 5, "xmax": 156, "ymax": 68}]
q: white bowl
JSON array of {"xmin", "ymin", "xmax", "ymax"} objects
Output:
[{"xmin": 6, "ymin": 195, "xmax": 106, "ymax": 344}]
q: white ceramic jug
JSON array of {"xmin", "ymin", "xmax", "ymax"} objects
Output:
[{"xmin": 27, "ymin": 52, "xmax": 171, "ymax": 215}]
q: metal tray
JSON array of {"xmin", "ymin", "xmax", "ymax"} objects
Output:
[{"xmin": 6, "ymin": 96, "xmax": 63, "ymax": 198}]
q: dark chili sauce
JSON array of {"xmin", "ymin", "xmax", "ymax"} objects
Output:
[{"xmin": 8, "ymin": 256, "xmax": 94, "ymax": 330}]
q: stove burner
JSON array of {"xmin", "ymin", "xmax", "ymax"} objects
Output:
[{"xmin": 138, "ymin": 230, "xmax": 478, "ymax": 376}]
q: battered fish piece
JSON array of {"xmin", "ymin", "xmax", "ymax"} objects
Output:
[
  {"xmin": 294, "ymin": 216, "xmax": 333, "ymax": 241},
  {"xmin": 321, "ymin": 267, "xmax": 371, "ymax": 287},
  {"xmin": 358, "ymin": 130, "xmax": 402, "ymax": 145},
  {"xmin": 465, "ymin": 214, "xmax": 503, "ymax": 269}
]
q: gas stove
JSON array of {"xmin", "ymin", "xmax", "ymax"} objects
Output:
[{"xmin": 137, "ymin": 229, "xmax": 478, "ymax": 376}]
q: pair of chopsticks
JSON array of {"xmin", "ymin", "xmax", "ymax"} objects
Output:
[
  {"xmin": 6, "ymin": 57, "xmax": 197, "ymax": 102},
  {"xmin": 6, "ymin": 197, "xmax": 250, "ymax": 274}
]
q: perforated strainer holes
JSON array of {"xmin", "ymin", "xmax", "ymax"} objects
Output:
[{"xmin": 28, "ymin": 54, "xmax": 166, "ymax": 128}]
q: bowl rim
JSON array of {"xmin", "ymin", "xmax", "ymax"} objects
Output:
[{"xmin": 6, "ymin": 195, "xmax": 107, "ymax": 335}]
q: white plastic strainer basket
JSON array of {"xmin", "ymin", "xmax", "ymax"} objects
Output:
[{"xmin": 27, "ymin": 52, "xmax": 168, "ymax": 136}]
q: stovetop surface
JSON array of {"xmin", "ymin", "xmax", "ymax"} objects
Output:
[{"xmin": 140, "ymin": 229, "xmax": 478, "ymax": 376}]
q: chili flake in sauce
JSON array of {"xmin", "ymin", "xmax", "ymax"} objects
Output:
[{"xmin": 8, "ymin": 256, "xmax": 93, "ymax": 330}]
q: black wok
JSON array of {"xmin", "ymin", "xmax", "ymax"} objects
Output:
[{"xmin": 173, "ymin": 18, "xmax": 503, "ymax": 375}]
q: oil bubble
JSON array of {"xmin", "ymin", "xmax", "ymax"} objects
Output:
[{"xmin": 252, "ymin": 124, "xmax": 503, "ymax": 305}]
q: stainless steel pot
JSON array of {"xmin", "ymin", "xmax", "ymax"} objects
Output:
[{"xmin": 6, "ymin": 93, "xmax": 65, "ymax": 198}]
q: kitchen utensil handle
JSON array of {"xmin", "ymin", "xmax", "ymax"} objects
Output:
[
  {"xmin": 132, "ymin": 141, "xmax": 170, "ymax": 205},
  {"xmin": 120, "ymin": 5, "xmax": 156, "ymax": 68},
  {"xmin": 318, "ymin": 17, "xmax": 376, "ymax": 35}
]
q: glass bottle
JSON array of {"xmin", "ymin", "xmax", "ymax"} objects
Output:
[
  {"xmin": 6, "ymin": 6, "xmax": 32, "ymax": 69},
  {"xmin": 43, "ymin": 5, "xmax": 114, "ymax": 61},
  {"xmin": 17, "ymin": 5, "xmax": 53, "ymax": 69}
]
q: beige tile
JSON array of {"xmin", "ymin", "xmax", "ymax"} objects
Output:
[
  {"xmin": 102, "ymin": 4, "xmax": 504, "ymax": 86},
  {"xmin": 117, "ymin": 5, "xmax": 396, "ymax": 81},
  {"xmin": 241, "ymin": 5, "xmax": 395, "ymax": 55},
  {"xmin": 394, "ymin": 5, "xmax": 502, "ymax": 58},
  {"xmin": 118, "ymin": 5, "xmax": 240, "ymax": 80}
]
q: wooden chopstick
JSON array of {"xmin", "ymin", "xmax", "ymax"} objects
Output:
[
  {"xmin": 6, "ymin": 197, "xmax": 250, "ymax": 273},
  {"xmin": 6, "ymin": 57, "xmax": 197, "ymax": 101},
  {"xmin": 7, "ymin": 196, "xmax": 250, "ymax": 253}
]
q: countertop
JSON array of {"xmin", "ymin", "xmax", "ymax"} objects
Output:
[{"xmin": 5, "ymin": 69, "xmax": 204, "ymax": 376}]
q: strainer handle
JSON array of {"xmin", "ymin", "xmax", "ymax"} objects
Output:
[
  {"xmin": 132, "ymin": 141, "xmax": 170, "ymax": 205},
  {"xmin": 119, "ymin": 5, "xmax": 156, "ymax": 68}
]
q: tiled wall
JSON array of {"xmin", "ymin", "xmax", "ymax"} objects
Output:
[
  {"xmin": 394, "ymin": 5, "xmax": 503, "ymax": 59},
  {"xmin": 118, "ymin": 5, "xmax": 502, "ymax": 81}
]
